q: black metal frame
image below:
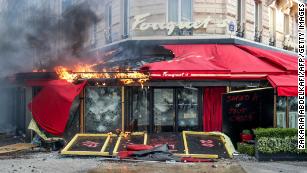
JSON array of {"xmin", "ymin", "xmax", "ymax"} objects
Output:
[{"xmin": 126, "ymin": 86, "xmax": 203, "ymax": 133}]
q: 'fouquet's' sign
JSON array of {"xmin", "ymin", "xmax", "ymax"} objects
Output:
[{"xmin": 132, "ymin": 13, "xmax": 228, "ymax": 35}]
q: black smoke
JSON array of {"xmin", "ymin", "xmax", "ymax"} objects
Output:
[
  {"xmin": 0, "ymin": 1, "xmax": 99, "ymax": 76},
  {"xmin": 26, "ymin": 2, "xmax": 99, "ymax": 70}
]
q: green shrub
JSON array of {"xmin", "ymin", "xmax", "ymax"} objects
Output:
[
  {"xmin": 254, "ymin": 128, "xmax": 307, "ymax": 154},
  {"xmin": 253, "ymin": 128, "xmax": 303, "ymax": 139},
  {"xmin": 237, "ymin": 142, "xmax": 255, "ymax": 156},
  {"xmin": 242, "ymin": 129, "xmax": 252, "ymax": 134},
  {"xmin": 256, "ymin": 137, "xmax": 307, "ymax": 154}
]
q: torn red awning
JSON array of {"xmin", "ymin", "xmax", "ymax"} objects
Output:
[
  {"xmin": 236, "ymin": 45, "xmax": 298, "ymax": 72},
  {"xmin": 141, "ymin": 44, "xmax": 286, "ymax": 80},
  {"xmin": 28, "ymin": 80, "xmax": 87, "ymax": 136},
  {"xmin": 267, "ymin": 75, "xmax": 306, "ymax": 96}
]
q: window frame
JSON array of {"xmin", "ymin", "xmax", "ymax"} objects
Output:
[
  {"xmin": 275, "ymin": 96, "xmax": 307, "ymax": 128},
  {"xmin": 127, "ymin": 86, "xmax": 203, "ymax": 133},
  {"xmin": 105, "ymin": 3, "xmax": 112, "ymax": 43},
  {"xmin": 166, "ymin": 0, "xmax": 193, "ymax": 23},
  {"xmin": 254, "ymin": 1, "xmax": 262, "ymax": 42},
  {"xmin": 254, "ymin": 2, "xmax": 262, "ymax": 32},
  {"xmin": 283, "ymin": 14, "xmax": 290, "ymax": 35},
  {"xmin": 121, "ymin": 0, "xmax": 129, "ymax": 38},
  {"xmin": 269, "ymin": 6, "xmax": 276, "ymax": 45},
  {"xmin": 236, "ymin": 0, "xmax": 245, "ymax": 37}
]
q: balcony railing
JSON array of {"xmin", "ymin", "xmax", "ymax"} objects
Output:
[
  {"xmin": 254, "ymin": 26, "xmax": 262, "ymax": 43},
  {"xmin": 236, "ymin": 21, "xmax": 245, "ymax": 38},
  {"xmin": 269, "ymin": 36, "xmax": 276, "ymax": 46}
]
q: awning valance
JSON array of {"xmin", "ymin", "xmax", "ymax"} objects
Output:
[{"xmin": 267, "ymin": 75, "xmax": 306, "ymax": 96}]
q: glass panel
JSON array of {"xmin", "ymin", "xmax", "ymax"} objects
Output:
[
  {"xmin": 131, "ymin": 87, "xmax": 149, "ymax": 131},
  {"xmin": 276, "ymin": 96, "xmax": 287, "ymax": 128},
  {"xmin": 85, "ymin": 87, "xmax": 121, "ymax": 133},
  {"xmin": 181, "ymin": 0, "xmax": 192, "ymax": 22},
  {"xmin": 289, "ymin": 97, "xmax": 298, "ymax": 128},
  {"xmin": 154, "ymin": 89, "xmax": 174, "ymax": 132},
  {"xmin": 168, "ymin": 0, "xmax": 178, "ymax": 22},
  {"xmin": 177, "ymin": 88, "xmax": 198, "ymax": 131}
]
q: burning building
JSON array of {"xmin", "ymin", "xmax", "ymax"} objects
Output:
[{"xmin": 0, "ymin": 0, "xmax": 305, "ymax": 146}]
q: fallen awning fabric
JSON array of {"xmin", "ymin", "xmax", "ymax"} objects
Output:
[
  {"xmin": 141, "ymin": 44, "xmax": 287, "ymax": 80},
  {"xmin": 28, "ymin": 80, "xmax": 87, "ymax": 136},
  {"xmin": 267, "ymin": 75, "xmax": 306, "ymax": 96}
]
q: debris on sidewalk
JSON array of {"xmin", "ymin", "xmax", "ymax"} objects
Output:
[{"xmin": 0, "ymin": 143, "xmax": 36, "ymax": 155}]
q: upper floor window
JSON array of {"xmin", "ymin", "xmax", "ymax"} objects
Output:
[
  {"xmin": 283, "ymin": 14, "xmax": 290, "ymax": 35},
  {"xmin": 236, "ymin": 0, "xmax": 245, "ymax": 37},
  {"xmin": 168, "ymin": 0, "xmax": 192, "ymax": 22},
  {"xmin": 269, "ymin": 7, "xmax": 276, "ymax": 46},
  {"xmin": 292, "ymin": 17, "xmax": 298, "ymax": 37},
  {"xmin": 254, "ymin": 2, "xmax": 262, "ymax": 31},
  {"xmin": 122, "ymin": 0, "xmax": 129, "ymax": 38},
  {"xmin": 90, "ymin": 19, "xmax": 97, "ymax": 48},
  {"xmin": 254, "ymin": 1, "xmax": 262, "ymax": 42},
  {"xmin": 105, "ymin": 4, "xmax": 112, "ymax": 43}
]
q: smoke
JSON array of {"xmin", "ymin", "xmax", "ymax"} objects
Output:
[
  {"xmin": 0, "ymin": 0, "xmax": 100, "ymax": 135},
  {"xmin": 0, "ymin": 0, "xmax": 99, "ymax": 77}
]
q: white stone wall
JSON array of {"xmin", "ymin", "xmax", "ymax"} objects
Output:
[{"xmin": 90, "ymin": 0, "xmax": 298, "ymax": 51}]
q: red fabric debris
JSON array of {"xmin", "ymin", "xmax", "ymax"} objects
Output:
[
  {"xmin": 28, "ymin": 80, "xmax": 87, "ymax": 136},
  {"xmin": 118, "ymin": 151, "xmax": 136, "ymax": 159},
  {"xmin": 126, "ymin": 144, "xmax": 153, "ymax": 151}
]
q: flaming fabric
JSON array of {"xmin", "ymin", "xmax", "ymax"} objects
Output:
[{"xmin": 28, "ymin": 80, "xmax": 87, "ymax": 136}]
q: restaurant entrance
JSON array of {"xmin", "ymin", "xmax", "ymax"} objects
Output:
[{"xmin": 126, "ymin": 87, "xmax": 203, "ymax": 133}]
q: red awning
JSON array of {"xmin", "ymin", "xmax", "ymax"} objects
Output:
[
  {"xmin": 267, "ymin": 75, "xmax": 306, "ymax": 96},
  {"xmin": 236, "ymin": 45, "xmax": 298, "ymax": 72},
  {"xmin": 141, "ymin": 44, "xmax": 287, "ymax": 80},
  {"xmin": 28, "ymin": 80, "xmax": 87, "ymax": 136}
]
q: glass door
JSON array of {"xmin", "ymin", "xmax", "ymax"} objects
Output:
[
  {"xmin": 177, "ymin": 88, "xmax": 199, "ymax": 131},
  {"xmin": 153, "ymin": 88, "xmax": 175, "ymax": 132}
]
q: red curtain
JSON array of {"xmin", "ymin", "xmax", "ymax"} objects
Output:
[
  {"xmin": 203, "ymin": 87, "xmax": 226, "ymax": 132},
  {"xmin": 28, "ymin": 80, "xmax": 87, "ymax": 136}
]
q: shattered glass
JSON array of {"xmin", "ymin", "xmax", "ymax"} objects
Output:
[
  {"xmin": 154, "ymin": 89, "xmax": 174, "ymax": 132},
  {"xmin": 131, "ymin": 87, "xmax": 149, "ymax": 131},
  {"xmin": 85, "ymin": 87, "xmax": 121, "ymax": 133},
  {"xmin": 177, "ymin": 88, "xmax": 198, "ymax": 131}
]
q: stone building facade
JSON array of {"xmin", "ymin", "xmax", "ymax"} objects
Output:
[{"xmin": 80, "ymin": 0, "xmax": 300, "ymax": 52}]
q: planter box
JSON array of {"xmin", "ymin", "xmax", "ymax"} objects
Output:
[
  {"xmin": 240, "ymin": 133, "xmax": 253, "ymax": 142},
  {"xmin": 256, "ymin": 151, "xmax": 307, "ymax": 161}
]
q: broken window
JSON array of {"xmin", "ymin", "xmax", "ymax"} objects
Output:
[{"xmin": 85, "ymin": 87, "xmax": 122, "ymax": 133}]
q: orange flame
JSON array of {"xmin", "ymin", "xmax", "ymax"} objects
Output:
[{"xmin": 54, "ymin": 63, "xmax": 149, "ymax": 86}]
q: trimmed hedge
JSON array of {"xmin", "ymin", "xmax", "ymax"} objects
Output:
[
  {"xmin": 253, "ymin": 128, "xmax": 305, "ymax": 138},
  {"xmin": 254, "ymin": 128, "xmax": 307, "ymax": 154},
  {"xmin": 237, "ymin": 142, "xmax": 255, "ymax": 156},
  {"xmin": 257, "ymin": 137, "xmax": 307, "ymax": 154}
]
